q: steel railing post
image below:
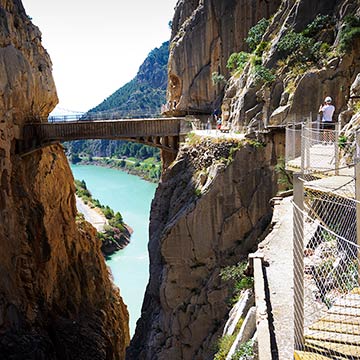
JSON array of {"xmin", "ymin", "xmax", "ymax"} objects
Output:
[
  {"xmin": 335, "ymin": 122, "xmax": 340, "ymax": 175},
  {"xmin": 301, "ymin": 123, "xmax": 305, "ymax": 173},
  {"xmin": 355, "ymin": 131, "xmax": 360, "ymax": 283}
]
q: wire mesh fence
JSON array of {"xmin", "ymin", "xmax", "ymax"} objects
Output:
[
  {"xmin": 293, "ymin": 172, "xmax": 360, "ymax": 359},
  {"xmin": 285, "ymin": 122, "xmax": 303, "ymax": 168},
  {"xmin": 286, "ymin": 122, "xmax": 355, "ymax": 176}
]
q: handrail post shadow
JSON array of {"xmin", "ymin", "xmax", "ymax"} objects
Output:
[{"xmin": 293, "ymin": 173, "xmax": 304, "ymax": 351}]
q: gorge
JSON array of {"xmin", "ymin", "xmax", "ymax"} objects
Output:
[{"xmin": 2, "ymin": 0, "xmax": 360, "ymax": 359}]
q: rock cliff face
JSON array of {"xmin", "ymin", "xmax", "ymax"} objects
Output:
[
  {"xmin": 127, "ymin": 132, "xmax": 284, "ymax": 360},
  {"xmin": 0, "ymin": 0, "xmax": 129, "ymax": 358},
  {"xmin": 167, "ymin": 0, "xmax": 281, "ymax": 115},
  {"xmin": 222, "ymin": 0, "xmax": 360, "ymax": 130},
  {"xmin": 168, "ymin": 0, "xmax": 360, "ymax": 130}
]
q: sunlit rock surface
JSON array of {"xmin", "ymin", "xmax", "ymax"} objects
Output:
[{"xmin": 0, "ymin": 0, "xmax": 129, "ymax": 358}]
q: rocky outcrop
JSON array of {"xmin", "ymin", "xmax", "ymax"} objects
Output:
[
  {"xmin": 0, "ymin": 0, "xmax": 129, "ymax": 358},
  {"xmin": 167, "ymin": 0, "xmax": 282, "ymax": 115},
  {"xmin": 222, "ymin": 0, "xmax": 360, "ymax": 131},
  {"xmin": 127, "ymin": 131, "xmax": 284, "ymax": 360}
]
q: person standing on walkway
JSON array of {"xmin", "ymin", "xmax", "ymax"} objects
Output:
[
  {"xmin": 319, "ymin": 96, "xmax": 335, "ymax": 142},
  {"xmin": 319, "ymin": 96, "xmax": 335, "ymax": 126},
  {"xmin": 207, "ymin": 118, "xmax": 211, "ymax": 133}
]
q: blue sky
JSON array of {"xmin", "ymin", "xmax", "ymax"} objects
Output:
[{"xmin": 22, "ymin": 0, "xmax": 178, "ymax": 113}]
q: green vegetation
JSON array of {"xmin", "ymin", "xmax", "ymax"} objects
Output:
[
  {"xmin": 339, "ymin": 15, "xmax": 360, "ymax": 52},
  {"xmin": 212, "ymin": 72, "xmax": 227, "ymax": 86},
  {"xmin": 72, "ymin": 155, "xmax": 161, "ymax": 182},
  {"xmin": 220, "ymin": 261, "xmax": 254, "ymax": 305},
  {"xmin": 253, "ymin": 64, "xmax": 275, "ymax": 84},
  {"xmin": 254, "ymin": 40, "xmax": 269, "ymax": 57},
  {"xmin": 214, "ymin": 335, "xmax": 237, "ymax": 360},
  {"xmin": 277, "ymin": 15, "xmax": 333, "ymax": 65},
  {"xmin": 226, "ymin": 18, "xmax": 275, "ymax": 86},
  {"xmin": 231, "ymin": 340, "xmax": 254, "ymax": 360},
  {"xmin": 66, "ymin": 41, "xmax": 168, "ymax": 176},
  {"xmin": 65, "ymin": 141, "xmax": 161, "ymax": 182},
  {"xmin": 213, "ymin": 308, "xmax": 253, "ymax": 360},
  {"xmin": 89, "ymin": 41, "xmax": 169, "ymax": 116},
  {"xmin": 245, "ymin": 18, "xmax": 270, "ymax": 51},
  {"xmin": 338, "ymin": 135, "xmax": 348, "ymax": 150},
  {"xmin": 354, "ymin": 100, "xmax": 360, "ymax": 114},
  {"xmin": 226, "ymin": 52, "xmax": 250, "ymax": 72},
  {"xmin": 70, "ymin": 153, "xmax": 81, "ymax": 164},
  {"xmin": 65, "ymin": 139, "xmax": 160, "ymax": 163},
  {"xmin": 194, "ymin": 188, "xmax": 202, "ymax": 198},
  {"xmin": 275, "ymin": 157, "xmax": 293, "ymax": 190},
  {"xmin": 74, "ymin": 179, "xmax": 129, "ymax": 255}
]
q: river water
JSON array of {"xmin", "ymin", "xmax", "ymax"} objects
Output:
[{"xmin": 70, "ymin": 164, "xmax": 157, "ymax": 336}]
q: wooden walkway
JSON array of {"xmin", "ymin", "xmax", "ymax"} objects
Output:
[
  {"xmin": 295, "ymin": 293, "xmax": 360, "ymax": 359},
  {"xmin": 17, "ymin": 117, "xmax": 190, "ymax": 156}
]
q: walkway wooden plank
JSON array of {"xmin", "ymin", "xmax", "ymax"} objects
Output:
[
  {"xmin": 309, "ymin": 320, "xmax": 360, "ymax": 335},
  {"xmin": 341, "ymin": 294, "xmax": 360, "ymax": 301},
  {"xmin": 294, "ymin": 350, "xmax": 338, "ymax": 360},
  {"xmin": 306, "ymin": 329, "xmax": 360, "ymax": 345},
  {"xmin": 333, "ymin": 297, "xmax": 360, "ymax": 309},
  {"xmin": 328, "ymin": 306, "xmax": 360, "ymax": 317},
  {"xmin": 317, "ymin": 313, "xmax": 360, "ymax": 326},
  {"xmin": 305, "ymin": 339, "xmax": 360, "ymax": 357}
]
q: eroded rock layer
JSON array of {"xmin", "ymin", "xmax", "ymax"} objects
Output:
[
  {"xmin": 0, "ymin": 0, "xmax": 129, "ymax": 358},
  {"xmin": 167, "ymin": 0, "xmax": 281, "ymax": 115},
  {"xmin": 222, "ymin": 0, "xmax": 360, "ymax": 131},
  {"xmin": 127, "ymin": 131, "xmax": 284, "ymax": 360}
]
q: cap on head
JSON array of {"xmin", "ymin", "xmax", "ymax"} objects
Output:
[{"xmin": 325, "ymin": 96, "xmax": 332, "ymax": 103}]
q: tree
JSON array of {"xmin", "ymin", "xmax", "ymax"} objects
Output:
[{"xmin": 70, "ymin": 153, "xmax": 81, "ymax": 164}]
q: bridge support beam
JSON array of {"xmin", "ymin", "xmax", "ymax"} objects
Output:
[{"xmin": 161, "ymin": 149, "xmax": 177, "ymax": 172}]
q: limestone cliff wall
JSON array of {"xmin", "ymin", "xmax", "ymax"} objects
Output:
[
  {"xmin": 222, "ymin": 0, "xmax": 360, "ymax": 131},
  {"xmin": 0, "ymin": 0, "xmax": 129, "ymax": 358},
  {"xmin": 167, "ymin": 0, "xmax": 281, "ymax": 115},
  {"xmin": 127, "ymin": 131, "xmax": 284, "ymax": 360}
]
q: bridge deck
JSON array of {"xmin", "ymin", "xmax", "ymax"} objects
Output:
[{"xmin": 17, "ymin": 117, "xmax": 190, "ymax": 156}]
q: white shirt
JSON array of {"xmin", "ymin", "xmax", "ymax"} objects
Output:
[{"xmin": 320, "ymin": 104, "xmax": 335, "ymax": 122}]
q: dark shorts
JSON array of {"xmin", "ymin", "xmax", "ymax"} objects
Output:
[{"xmin": 321, "ymin": 122, "xmax": 335, "ymax": 129}]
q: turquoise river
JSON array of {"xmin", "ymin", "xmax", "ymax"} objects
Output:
[{"xmin": 71, "ymin": 164, "xmax": 157, "ymax": 336}]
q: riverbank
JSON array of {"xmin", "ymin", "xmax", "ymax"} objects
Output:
[
  {"xmin": 71, "ymin": 164, "xmax": 157, "ymax": 335},
  {"xmin": 72, "ymin": 156, "xmax": 161, "ymax": 183},
  {"xmin": 74, "ymin": 178, "xmax": 132, "ymax": 256},
  {"xmin": 76, "ymin": 195, "xmax": 107, "ymax": 231}
]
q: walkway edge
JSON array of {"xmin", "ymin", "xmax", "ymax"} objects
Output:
[{"xmin": 249, "ymin": 253, "xmax": 272, "ymax": 360}]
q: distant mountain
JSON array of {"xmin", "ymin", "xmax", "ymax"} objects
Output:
[
  {"xmin": 88, "ymin": 41, "xmax": 169, "ymax": 117},
  {"xmin": 65, "ymin": 41, "xmax": 170, "ymax": 178}
]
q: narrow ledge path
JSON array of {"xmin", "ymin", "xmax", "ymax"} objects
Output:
[{"xmin": 257, "ymin": 196, "xmax": 294, "ymax": 359}]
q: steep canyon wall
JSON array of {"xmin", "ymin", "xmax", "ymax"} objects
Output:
[
  {"xmin": 223, "ymin": 0, "xmax": 360, "ymax": 130},
  {"xmin": 127, "ymin": 131, "xmax": 284, "ymax": 360},
  {"xmin": 0, "ymin": 1, "xmax": 129, "ymax": 358},
  {"xmin": 167, "ymin": 0, "xmax": 281, "ymax": 115}
]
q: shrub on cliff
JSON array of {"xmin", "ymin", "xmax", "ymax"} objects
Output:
[
  {"xmin": 246, "ymin": 18, "xmax": 270, "ymax": 51},
  {"xmin": 277, "ymin": 14, "xmax": 333, "ymax": 65},
  {"xmin": 212, "ymin": 72, "xmax": 227, "ymax": 86},
  {"xmin": 253, "ymin": 64, "xmax": 275, "ymax": 85},
  {"xmin": 226, "ymin": 52, "xmax": 250, "ymax": 73},
  {"xmin": 220, "ymin": 261, "xmax": 253, "ymax": 305},
  {"xmin": 339, "ymin": 15, "xmax": 360, "ymax": 52}
]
